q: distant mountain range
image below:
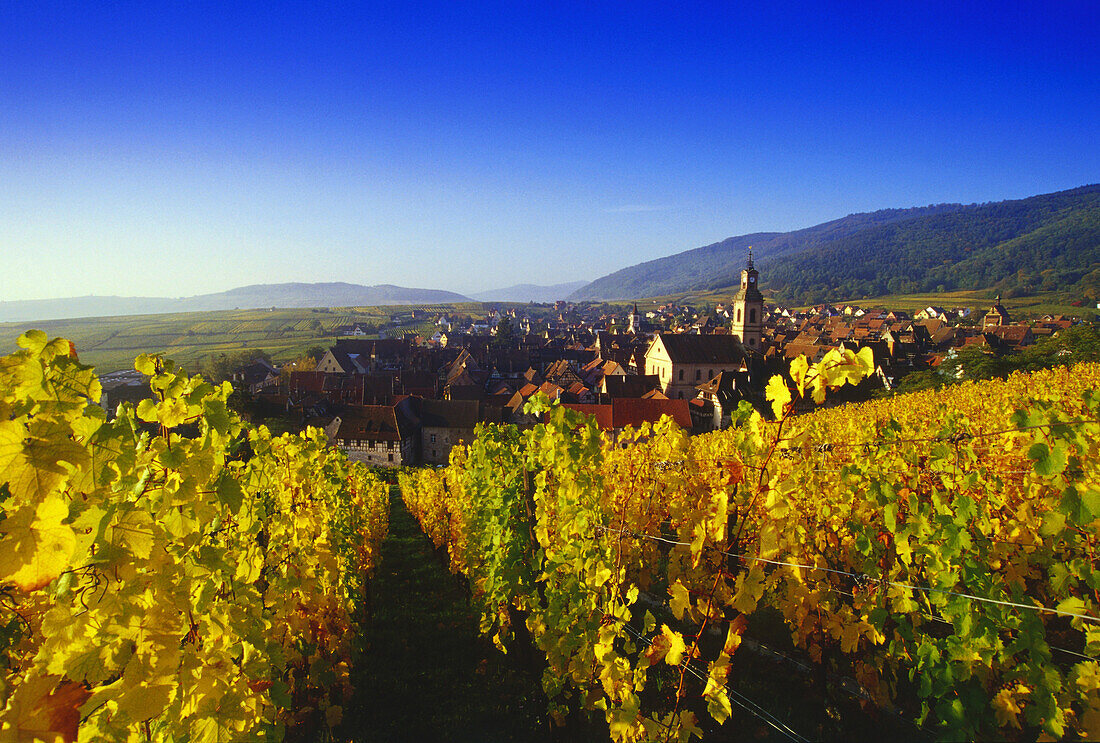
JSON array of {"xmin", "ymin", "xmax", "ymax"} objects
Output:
[
  {"xmin": 0, "ymin": 283, "xmax": 473, "ymax": 323},
  {"xmin": 569, "ymin": 184, "xmax": 1100, "ymax": 303},
  {"xmin": 471, "ymin": 281, "xmax": 588, "ymax": 303},
  {"xmin": 10, "ymin": 184, "xmax": 1099, "ymax": 323}
]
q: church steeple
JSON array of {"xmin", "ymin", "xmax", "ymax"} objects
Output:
[
  {"xmin": 731, "ymin": 248, "xmax": 764, "ymax": 350},
  {"xmin": 983, "ymin": 294, "xmax": 1009, "ymax": 330}
]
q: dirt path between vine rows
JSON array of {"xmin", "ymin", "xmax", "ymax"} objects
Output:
[{"xmin": 342, "ymin": 489, "xmax": 551, "ymax": 742}]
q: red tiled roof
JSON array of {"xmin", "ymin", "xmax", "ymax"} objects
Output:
[
  {"xmin": 559, "ymin": 404, "xmax": 614, "ymax": 431},
  {"xmin": 611, "ymin": 398, "xmax": 692, "ymax": 430},
  {"xmin": 558, "ymin": 398, "xmax": 690, "ymax": 431},
  {"xmin": 538, "ymin": 382, "xmax": 564, "ymax": 399},
  {"xmin": 289, "ymin": 371, "xmax": 325, "ymax": 394}
]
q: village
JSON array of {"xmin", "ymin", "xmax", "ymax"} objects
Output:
[{"xmin": 126, "ymin": 254, "xmax": 1066, "ymax": 469}]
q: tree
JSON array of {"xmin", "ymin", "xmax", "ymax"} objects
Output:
[
  {"xmin": 492, "ymin": 317, "xmax": 514, "ymax": 347},
  {"xmin": 204, "ymin": 349, "xmax": 272, "ymax": 383},
  {"xmin": 940, "ymin": 345, "xmax": 1015, "ymax": 382},
  {"xmin": 280, "ymin": 355, "xmax": 317, "ymax": 385}
]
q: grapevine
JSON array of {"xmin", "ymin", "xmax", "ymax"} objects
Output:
[
  {"xmin": 0, "ymin": 332, "xmax": 389, "ymax": 741},
  {"xmin": 400, "ymin": 349, "xmax": 1100, "ymax": 740}
]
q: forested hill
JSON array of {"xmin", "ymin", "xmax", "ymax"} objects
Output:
[
  {"xmin": 569, "ymin": 185, "xmax": 1100, "ymax": 303},
  {"xmin": 568, "ymin": 204, "xmax": 967, "ymax": 300},
  {"xmin": 764, "ymin": 185, "xmax": 1100, "ymax": 303}
]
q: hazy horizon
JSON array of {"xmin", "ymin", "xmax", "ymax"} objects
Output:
[{"xmin": 3, "ymin": 2, "xmax": 1098, "ymax": 302}]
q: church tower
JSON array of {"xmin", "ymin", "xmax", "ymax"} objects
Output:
[
  {"xmin": 627, "ymin": 302, "xmax": 642, "ymax": 334},
  {"xmin": 983, "ymin": 295, "xmax": 1010, "ymax": 330},
  {"xmin": 731, "ymin": 249, "xmax": 764, "ymax": 350}
]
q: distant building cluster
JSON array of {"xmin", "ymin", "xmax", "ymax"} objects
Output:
[{"xmin": 192, "ymin": 254, "xmax": 1082, "ymax": 468}]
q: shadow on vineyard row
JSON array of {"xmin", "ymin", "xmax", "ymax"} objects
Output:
[
  {"xmin": 336, "ymin": 490, "xmax": 917, "ymax": 743},
  {"xmin": 337, "ymin": 488, "xmax": 552, "ymax": 742}
]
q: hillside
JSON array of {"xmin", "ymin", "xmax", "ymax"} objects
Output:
[
  {"xmin": 766, "ymin": 184, "xmax": 1100, "ymax": 303},
  {"xmin": 471, "ymin": 281, "xmax": 588, "ymax": 303},
  {"xmin": 0, "ymin": 282, "xmax": 473, "ymax": 323},
  {"xmin": 568, "ymin": 204, "xmax": 966, "ymax": 300},
  {"xmin": 570, "ymin": 185, "xmax": 1100, "ymax": 303}
]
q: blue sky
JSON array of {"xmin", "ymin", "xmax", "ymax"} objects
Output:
[{"xmin": 1, "ymin": 1, "xmax": 1098, "ymax": 300}]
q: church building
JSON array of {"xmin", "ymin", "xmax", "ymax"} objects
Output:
[
  {"xmin": 983, "ymin": 295, "xmax": 1010, "ymax": 330},
  {"xmin": 730, "ymin": 250, "xmax": 764, "ymax": 349}
]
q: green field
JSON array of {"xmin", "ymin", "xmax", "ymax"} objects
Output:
[
  {"xmin": 8, "ymin": 289, "xmax": 1088, "ymax": 377},
  {"xmin": 633, "ymin": 286, "xmax": 1098, "ymax": 321},
  {"xmin": 828, "ymin": 289, "xmax": 1099, "ymax": 319},
  {"xmin": 0, "ymin": 303, "xmax": 492, "ymax": 374}
]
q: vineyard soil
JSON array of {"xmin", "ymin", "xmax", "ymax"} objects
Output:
[{"xmin": 341, "ymin": 489, "xmax": 552, "ymax": 742}]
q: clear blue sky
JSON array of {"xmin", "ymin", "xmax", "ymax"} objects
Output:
[{"xmin": 2, "ymin": 1, "xmax": 1098, "ymax": 301}]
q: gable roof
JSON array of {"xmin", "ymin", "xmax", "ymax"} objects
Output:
[
  {"xmin": 420, "ymin": 399, "xmax": 480, "ymax": 429},
  {"xmin": 335, "ymin": 405, "xmax": 402, "ymax": 441},
  {"xmin": 648, "ymin": 333, "xmax": 747, "ymax": 364}
]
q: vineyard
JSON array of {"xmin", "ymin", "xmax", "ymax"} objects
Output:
[
  {"xmin": 0, "ymin": 332, "xmax": 389, "ymax": 741},
  {"xmin": 3, "ymin": 335, "xmax": 1100, "ymax": 741},
  {"xmin": 400, "ymin": 349, "xmax": 1100, "ymax": 741}
]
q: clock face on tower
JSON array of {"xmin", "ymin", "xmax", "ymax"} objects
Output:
[{"xmin": 749, "ymin": 276, "xmax": 756, "ymax": 283}]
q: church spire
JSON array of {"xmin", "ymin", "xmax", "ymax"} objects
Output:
[{"xmin": 732, "ymin": 247, "xmax": 763, "ymax": 350}]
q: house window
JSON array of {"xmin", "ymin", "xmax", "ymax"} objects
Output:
[
  {"xmin": 432, "ymin": 449, "xmax": 437, "ymax": 458},
  {"xmin": 430, "ymin": 433, "xmax": 436, "ymax": 443},
  {"xmin": 388, "ymin": 440, "xmax": 394, "ymax": 450},
  {"xmin": 388, "ymin": 453, "xmax": 394, "ymax": 462}
]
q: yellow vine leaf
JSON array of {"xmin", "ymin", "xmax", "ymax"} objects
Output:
[
  {"xmin": 669, "ymin": 580, "xmax": 691, "ymax": 621},
  {"xmin": 731, "ymin": 566, "xmax": 766, "ymax": 614},
  {"xmin": 765, "ymin": 375, "xmax": 791, "ymax": 420},
  {"xmin": 840, "ymin": 622, "xmax": 863, "ymax": 653},
  {"xmin": 0, "ymin": 350, "xmax": 45, "ymax": 402},
  {"xmin": 661, "ymin": 624, "xmax": 687, "ymax": 666},
  {"xmin": 0, "ymin": 495, "xmax": 76, "ymax": 591},
  {"xmin": 703, "ymin": 653, "xmax": 733, "ymax": 724},
  {"xmin": 0, "ymin": 419, "xmax": 85, "ymax": 504},
  {"xmin": 0, "ymin": 674, "xmax": 90, "ymax": 743},
  {"xmin": 992, "ymin": 686, "xmax": 1025, "ymax": 729},
  {"xmin": 606, "ymin": 692, "xmax": 640, "ymax": 740},
  {"xmin": 1076, "ymin": 662, "xmax": 1100, "ymax": 693},
  {"xmin": 725, "ymin": 615, "xmax": 748, "ymax": 654},
  {"xmin": 789, "ymin": 356, "xmax": 810, "ymax": 396},
  {"xmin": 758, "ymin": 521, "xmax": 780, "ymax": 558},
  {"xmin": 678, "ymin": 710, "xmax": 704, "ymax": 741}
]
